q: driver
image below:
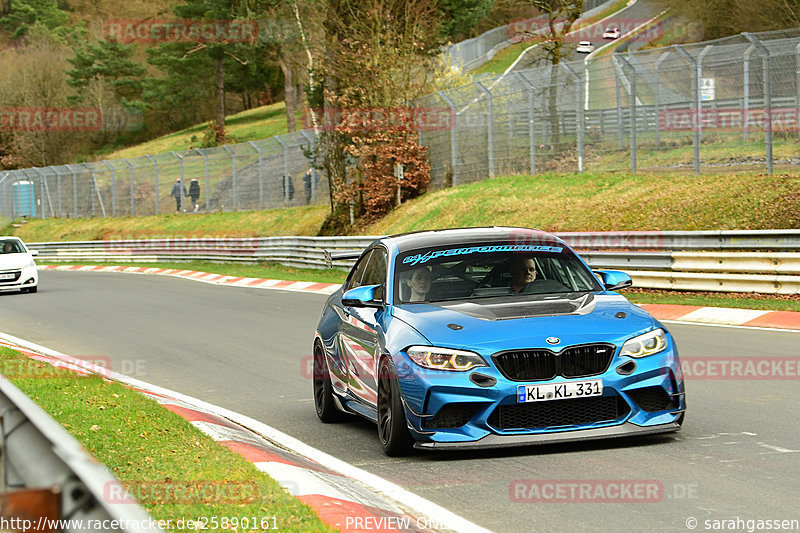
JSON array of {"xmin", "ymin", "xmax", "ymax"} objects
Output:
[
  {"xmin": 509, "ymin": 256, "xmax": 537, "ymax": 293},
  {"xmin": 404, "ymin": 266, "xmax": 432, "ymax": 302}
]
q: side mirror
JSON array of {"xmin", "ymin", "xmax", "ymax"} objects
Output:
[
  {"xmin": 30, "ymin": 249, "xmax": 39, "ymax": 256},
  {"xmin": 342, "ymin": 284, "xmax": 384, "ymax": 308},
  {"xmin": 594, "ymin": 270, "xmax": 633, "ymax": 291}
]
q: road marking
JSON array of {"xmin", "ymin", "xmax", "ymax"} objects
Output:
[
  {"xmin": 757, "ymin": 443, "xmax": 800, "ymax": 454},
  {"xmin": 0, "ymin": 331, "xmax": 493, "ymax": 533}
]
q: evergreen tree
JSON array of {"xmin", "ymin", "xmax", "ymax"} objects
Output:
[
  {"xmin": 143, "ymin": 0, "xmax": 272, "ymax": 139},
  {"xmin": 66, "ymin": 39, "xmax": 146, "ymax": 112},
  {"xmin": 439, "ymin": 0, "xmax": 496, "ymax": 41},
  {"xmin": 0, "ymin": 0, "xmax": 68, "ymax": 40}
]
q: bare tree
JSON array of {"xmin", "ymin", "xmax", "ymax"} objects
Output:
[{"xmin": 528, "ymin": 0, "xmax": 585, "ymax": 147}]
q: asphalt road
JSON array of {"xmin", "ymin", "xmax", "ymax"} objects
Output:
[
  {"xmin": 513, "ymin": 0, "xmax": 662, "ymax": 69},
  {"xmin": 2, "ymin": 271, "xmax": 799, "ymax": 533}
]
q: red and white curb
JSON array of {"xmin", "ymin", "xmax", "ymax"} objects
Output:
[
  {"xmin": 39, "ymin": 265, "xmax": 800, "ymax": 330},
  {"xmin": 640, "ymin": 304, "xmax": 800, "ymax": 331},
  {"xmin": 38, "ymin": 265, "xmax": 341, "ymax": 295},
  {"xmin": 0, "ymin": 333, "xmax": 491, "ymax": 533}
]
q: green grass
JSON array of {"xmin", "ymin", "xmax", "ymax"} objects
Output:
[
  {"xmin": 0, "ymin": 346, "xmax": 334, "ymax": 532},
  {"xmin": 44, "ymin": 261, "xmax": 350, "ymax": 284},
  {"xmin": 588, "ymin": 136, "xmax": 800, "ymax": 171},
  {"xmin": 13, "ymin": 205, "xmax": 329, "ymax": 242},
  {"xmin": 626, "ymin": 289, "xmax": 800, "ymax": 312},
  {"xmin": 99, "ymin": 103, "xmax": 295, "ymax": 161},
  {"xmin": 0, "ymin": 216, "xmax": 12, "ymax": 235},
  {"xmin": 14, "ymin": 171, "xmax": 800, "ymax": 239},
  {"xmin": 365, "ymin": 171, "xmax": 800, "ymax": 234}
]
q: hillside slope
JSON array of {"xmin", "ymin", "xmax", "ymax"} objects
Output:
[{"xmin": 11, "ymin": 171, "xmax": 800, "ymax": 242}]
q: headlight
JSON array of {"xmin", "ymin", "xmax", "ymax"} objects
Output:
[
  {"xmin": 620, "ymin": 329, "xmax": 668, "ymax": 358},
  {"xmin": 406, "ymin": 346, "xmax": 487, "ymax": 372}
]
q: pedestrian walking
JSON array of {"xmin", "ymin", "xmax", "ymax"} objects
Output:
[
  {"xmin": 170, "ymin": 178, "xmax": 187, "ymax": 212},
  {"xmin": 302, "ymin": 168, "xmax": 320, "ymax": 204},
  {"xmin": 188, "ymin": 178, "xmax": 201, "ymax": 211}
]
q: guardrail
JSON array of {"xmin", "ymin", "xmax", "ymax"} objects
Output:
[
  {"xmin": 29, "ymin": 230, "xmax": 800, "ymax": 294},
  {"xmin": 0, "ymin": 373, "xmax": 164, "ymax": 533}
]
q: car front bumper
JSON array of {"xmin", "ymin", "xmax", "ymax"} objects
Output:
[
  {"xmin": 414, "ymin": 420, "xmax": 681, "ymax": 450},
  {"xmin": 395, "ymin": 347, "xmax": 685, "ymax": 450},
  {"xmin": 0, "ymin": 266, "xmax": 38, "ymax": 292}
]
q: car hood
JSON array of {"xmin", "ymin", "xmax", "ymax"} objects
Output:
[
  {"xmin": 0, "ymin": 254, "xmax": 31, "ymax": 270},
  {"xmin": 391, "ymin": 293, "xmax": 656, "ymax": 353}
]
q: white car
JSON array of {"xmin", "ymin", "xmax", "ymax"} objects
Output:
[
  {"xmin": 0, "ymin": 237, "xmax": 39, "ymax": 293},
  {"xmin": 576, "ymin": 41, "xmax": 595, "ymax": 53},
  {"xmin": 603, "ymin": 27, "xmax": 621, "ymax": 39}
]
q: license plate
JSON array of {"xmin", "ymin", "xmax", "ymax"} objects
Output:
[
  {"xmin": 0, "ymin": 273, "xmax": 15, "ymax": 280},
  {"xmin": 517, "ymin": 379, "xmax": 603, "ymax": 403}
]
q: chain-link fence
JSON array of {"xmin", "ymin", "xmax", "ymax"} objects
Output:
[
  {"xmin": 0, "ymin": 130, "xmax": 326, "ymax": 219},
  {"xmin": 421, "ymin": 28, "xmax": 800, "ymax": 187},
  {"xmin": 3, "ymin": 29, "xmax": 800, "ymax": 221}
]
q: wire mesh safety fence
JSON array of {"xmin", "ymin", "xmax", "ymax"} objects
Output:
[
  {"xmin": 2, "ymin": 29, "xmax": 800, "ymax": 221},
  {"xmin": 0, "ymin": 130, "xmax": 327, "ymax": 220},
  {"xmin": 422, "ymin": 28, "xmax": 800, "ymax": 188}
]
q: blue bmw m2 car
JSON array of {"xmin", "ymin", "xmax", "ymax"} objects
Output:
[{"xmin": 313, "ymin": 227, "xmax": 685, "ymax": 455}]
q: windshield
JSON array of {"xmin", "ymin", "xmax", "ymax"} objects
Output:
[
  {"xmin": 394, "ymin": 243, "xmax": 602, "ymax": 303},
  {"xmin": 0, "ymin": 239, "xmax": 25, "ymax": 254}
]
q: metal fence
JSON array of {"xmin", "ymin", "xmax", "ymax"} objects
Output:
[
  {"xmin": 29, "ymin": 229, "xmax": 800, "ymax": 293},
  {"xmin": 0, "ymin": 130, "xmax": 325, "ymax": 220},
  {"xmin": 419, "ymin": 28, "xmax": 800, "ymax": 187},
  {"xmin": 3, "ymin": 28, "xmax": 800, "ymax": 221}
]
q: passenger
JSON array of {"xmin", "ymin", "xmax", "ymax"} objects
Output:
[
  {"xmin": 404, "ymin": 266, "xmax": 432, "ymax": 302},
  {"xmin": 509, "ymin": 256, "xmax": 537, "ymax": 293}
]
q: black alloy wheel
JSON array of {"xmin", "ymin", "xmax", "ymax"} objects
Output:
[
  {"xmin": 377, "ymin": 357, "xmax": 414, "ymax": 456},
  {"xmin": 313, "ymin": 343, "xmax": 343, "ymax": 422}
]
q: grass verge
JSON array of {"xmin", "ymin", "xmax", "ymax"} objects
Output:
[
  {"xmin": 0, "ymin": 216, "xmax": 12, "ymax": 235},
  {"xmin": 0, "ymin": 346, "xmax": 333, "ymax": 532},
  {"xmin": 43, "ymin": 261, "xmax": 350, "ymax": 285},
  {"xmin": 97, "ymin": 103, "xmax": 294, "ymax": 161},
  {"xmin": 15, "ymin": 171, "xmax": 800, "ymax": 241},
  {"xmin": 364, "ymin": 171, "xmax": 800, "ymax": 234},
  {"xmin": 13, "ymin": 206, "xmax": 329, "ymax": 242},
  {"xmin": 40, "ymin": 260, "xmax": 800, "ymax": 312},
  {"xmin": 626, "ymin": 289, "xmax": 800, "ymax": 313}
]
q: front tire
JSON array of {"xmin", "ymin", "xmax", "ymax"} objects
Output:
[
  {"xmin": 313, "ymin": 343, "xmax": 343, "ymax": 422},
  {"xmin": 377, "ymin": 357, "xmax": 414, "ymax": 456}
]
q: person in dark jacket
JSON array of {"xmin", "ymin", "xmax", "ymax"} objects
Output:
[
  {"xmin": 170, "ymin": 178, "xmax": 187, "ymax": 212},
  {"xmin": 188, "ymin": 178, "xmax": 201, "ymax": 211},
  {"xmin": 302, "ymin": 168, "xmax": 320, "ymax": 204}
]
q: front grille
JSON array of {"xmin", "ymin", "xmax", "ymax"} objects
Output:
[
  {"xmin": 422, "ymin": 403, "xmax": 480, "ymax": 429},
  {"xmin": 493, "ymin": 350, "xmax": 555, "ymax": 381},
  {"xmin": 493, "ymin": 344, "xmax": 615, "ymax": 381},
  {"xmin": 488, "ymin": 395, "xmax": 630, "ymax": 431},
  {"xmin": 0, "ymin": 270, "xmax": 22, "ymax": 284},
  {"xmin": 627, "ymin": 387, "xmax": 675, "ymax": 412},
  {"xmin": 560, "ymin": 344, "xmax": 615, "ymax": 378}
]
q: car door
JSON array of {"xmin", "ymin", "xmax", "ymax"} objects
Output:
[{"xmin": 338, "ymin": 246, "xmax": 387, "ymax": 408}]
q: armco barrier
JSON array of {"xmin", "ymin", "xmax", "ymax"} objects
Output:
[
  {"xmin": 29, "ymin": 231, "xmax": 800, "ymax": 294},
  {"xmin": 0, "ymin": 372, "xmax": 164, "ymax": 533}
]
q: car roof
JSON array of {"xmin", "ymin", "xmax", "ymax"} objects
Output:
[{"xmin": 380, "ymin": 226, "xmax": 564, "ymax": 253}]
